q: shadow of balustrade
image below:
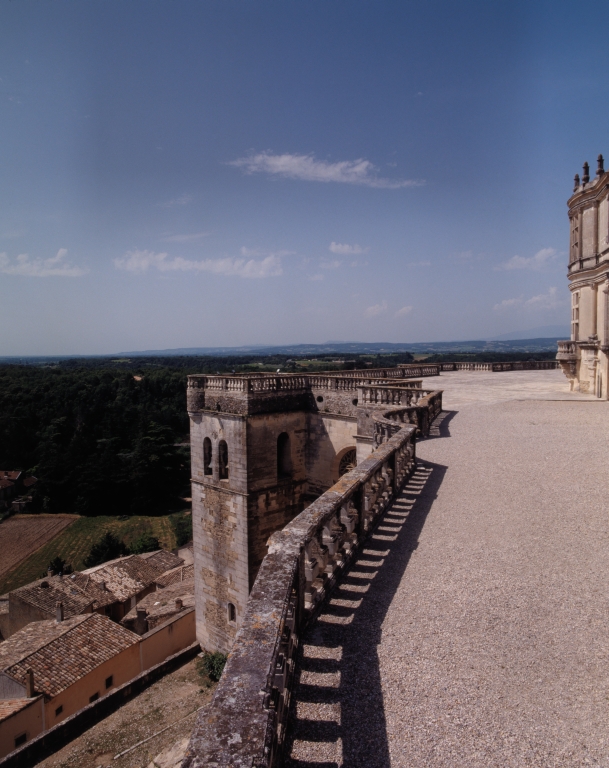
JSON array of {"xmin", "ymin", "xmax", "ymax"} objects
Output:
[{"xmin": 284, "ymin": 459, "xmax": 448, "ymax": 768}]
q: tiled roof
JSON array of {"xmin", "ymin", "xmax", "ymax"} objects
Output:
[
  {"xmin": 0, "ymin": 479, "xmax": 14, "ymax": 490},
  {"xmin": 86, "ymin": 555, "xmax": 159, "ymax": 602},
  {"xmin": 155, "ymin": 563, "xmax": 194, "ymax": 588},
  {"xmin": 12, "ymin": 578, "xmax": 93, "ymax": 618},
  {"xmin": 66, "ymin": 572, "xmax": 117, "ymax": 609},
  {"xmin": 2, "ymin": 614, "xmax": 139, "ymax": 697},
  {"xmin": 121, "ymin": 579, "xmax": 194, "ymax": 632},
  {"xmin": 0, "ymin": 615, "xmax": 85, "ymax": 671},
  {"xmin": 139, "ymin": 550, "xmax": 184, "ymax": 575},
  {"xmin": 22, "ymin": 476, "xmax": 38, "ymax": 488},
  {"xmin": 0, "ymin": 699, "xmax": 37, "ymax": 721}
]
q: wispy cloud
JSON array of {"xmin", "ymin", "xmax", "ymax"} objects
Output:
[
  {"xmin": 229, "ymin": 152, "xmax": 422, "ymax": 189},
  {"xmin": 320, "ymin": 259, "xmax": 342, "ymax": 270},
  {"xmin": 329, "ymin": 242, "xmax": 367, "ymax": 255},
  {"xmin": 364, "ymin": 300, "xmax": 388, "ymax": 317},
  {"xmin": 0, "ymin": 249, "xmax": 87, "ymax": 277},
  {"xmin": 407, "ymin": 260, "xmax": 431, "ymax": 268},
  {"xmin": 493, "ymin": 287, "xmax": 559, "ymax": 311},
  {"xmin": 497, "ymin": 247, "xmax": 557, "ymax": 271},
  {"xmin": 309, "ymin": 273, "xmax": 324, "ymax": 281},
  {"xmin": 395, "ymin": 305, "xmax": 413, "ymax": 317},
  {"xmin": 114, "ymin": 248, "xmax": 284, "ymax": 278},
  {"xmin": 161, "ymin": 232, "xmax": 209, "ymax": 243},
  {"xmin": 158, "ymin": 194, "xmax": 192, "ymax": 208}
]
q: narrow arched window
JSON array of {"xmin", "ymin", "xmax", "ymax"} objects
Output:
[
  {"xmin": 228, "ymin": 602, "xmax": 236, "ymax": 623},
  {"xmin": 203, "ymin": 437, "xmax": 212, "ymax": 476},
  {"xmin": 277, "ymin": 432, "xmax": 292, "ymax": 478},
  {"xmin": 218, "ymin": 440, "xmax": 229, "ymax": 480}
]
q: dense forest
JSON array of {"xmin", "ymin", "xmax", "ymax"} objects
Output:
[{"xmin": 0, "ymin": 350, "xmax": 554, "ymax": 516}]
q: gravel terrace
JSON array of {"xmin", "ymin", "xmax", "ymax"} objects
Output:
[{"xmin": 287, "ymin": 369, "xmax": 609, "ymax": 767}]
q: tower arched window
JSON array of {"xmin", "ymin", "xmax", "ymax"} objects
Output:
[
  {"xmin": 203, "ymin": 437, "xmax": 212, "ymax": 476},
  {"xmin": 218, "ymin": 440, "xmax": 229, "ymax": 480},
  {"xmin": 277, "ymin": 432, "xmax": 292, "ymax": 478}
]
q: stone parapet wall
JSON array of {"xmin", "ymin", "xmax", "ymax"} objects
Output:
[
  {"xmin": 439, "ymin": 360, "xmax": 559, "ymax": 372},
  {"xmin": 182, "ymin": 416, "xmax": 420, "ymax": 768}
]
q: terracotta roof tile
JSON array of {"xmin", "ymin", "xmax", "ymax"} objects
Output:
[
  {"xmin": 2, "ymin": 614, "xmax": 139, "ymax": 697},
  {"xmin": 12, "ymin": 578, "xmax": 93, "ymax": 618},
  {"xmin": 139, "ymin": 550, "xmax": 184, "ymax": 575},
  {"xmin": 86, "ymin": 555, "xmax": 159, "ymax": 602},
  {"xmin": 155, "ymin": 563, "xmax": 194, "ymax": 587}
]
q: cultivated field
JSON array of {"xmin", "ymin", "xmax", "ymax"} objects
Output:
[
  {"xmin": 0, "ymin": 515, "xmax": 77, "ymax": 581},
  {"xmin": 0, "ymin": 514, "xmax": 185, "ymax": 595}
]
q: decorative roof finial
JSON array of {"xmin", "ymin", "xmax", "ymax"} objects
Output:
[
  {"xmin": 597, "ymin": 154, "xmax": 604, "ymax": 176},
  {"xmin": 583, "ymin": 162, "xmax": 590, "ymax": 184},
  {"xmin": 574, "ymin": 173, "xmax": 580, "ymax": 191}
]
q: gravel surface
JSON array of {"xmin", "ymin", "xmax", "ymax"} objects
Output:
[{"xmin": 286, "ymin": 371, "xmax": 609, "ymax": 767}]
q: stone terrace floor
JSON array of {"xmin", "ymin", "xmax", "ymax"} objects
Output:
[{"xmin": 286, "ymin": 369, "xmax": 609, "ymax": 767}]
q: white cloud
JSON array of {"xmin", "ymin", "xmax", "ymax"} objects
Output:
[
  {"xmin": 309, "ymin": 273, "xmax": 324, "ymax": 281},
  {"xmin": 493, "ymin": 297, "xmax": 522, "ymax": 311},
  {"xmin": 407, "ymin": 260, "xmax": 431, "ymax": 267},
  {"xmin": 525, "ymin": 286, "xmax": 559, "ymax": 309},
  {"xmin": 395, "ymin": 305, "xmax": 413, "ymax": 317},
  {"xmin": 158, "ymin": 194, "xmax": 192, "ymax": 208},
  {"xmin": 114, "ymin": 248, "xmax": 284, "ymax": 278},
  {"xmin": 329, "ymin": 242, "xmax": 367, "ymax": 255},
  {"xmin": 493, "ymin": 287, "xmax": 559, "ymax": 312},
  {"xmin": 161, "ymin": 232, "xmax": 209, "ymax": 243},
  {"xmin": 320, "ymin": 259, "xmax": 342, "ymax": 270},
  {"xmin": 229, "ymin": 152, "xmax": 422, "ymax": 189},
  {"xmin": 497, "ymin": 247, "xmax": 556, "ymax": 271},
  {"xmin": 0, "ymin": 249, "xmax": 87, "ymax": 277},
  {"xmin": 364, "ymin": 300, "xmax": 388, "ymax": 317}
]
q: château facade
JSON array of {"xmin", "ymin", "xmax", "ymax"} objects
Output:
[{"xmin": 558, "ymin": 154, "xmax": 609, "ymax": 397}]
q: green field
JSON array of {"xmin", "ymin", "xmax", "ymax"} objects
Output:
[{"xmin": 0, "ymin": 513, "xmax": 188, "ymax": 595}]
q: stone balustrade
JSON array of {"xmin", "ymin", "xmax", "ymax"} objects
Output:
[
  {"xmin": 371, "ymin": 391, "xmax": 443, "ymax": 443},
  {"xmin": 439, "ymin": 360, "xmax": 559, "ymax": 372},
  {"xmin": 182, "ymin": 417, "xmax": 419, "ymax": 768},
  {"xmin": 556, "ymin": 341, "xmax": 578, "ymax": 361},
  {"xmin": 358, "ymin": 385, "xmax": 435, "ymax": 407}
]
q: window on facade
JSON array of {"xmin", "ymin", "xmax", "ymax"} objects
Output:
[
  {"xmin": 105, "ymin": 675, "xmax": 113, "ymax": 689},
  {"xmin": 228, "ymin": 602, "xmax": 236, "ymax": 623},
  {"xmin": 55, "ymin": 705, "xmax": 63, "ymax": 717},
  {"xmin": 277, "ymin": 432, "xmax": 292, "ymax": 478},
  {"xmin": 203, "ymin": 437, "xmax": 212, "ymax": 476},
  {"xmin": 14, "ymin": 733, "xmax": 27, "ymax": 748},
  {"xmin": 218, "ymin": 440, "xmax": 229, "ymax": 480},
  {"xmin": 572, "ymin": 292, "xmax": 580, "ymax": 340},
  {"xmin": 89, "ymin": 692, "xmax": 99, "ymax": 703}
]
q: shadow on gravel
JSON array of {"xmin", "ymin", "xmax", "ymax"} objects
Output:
[
  {"xmin": 284, "ymin": 459, "xmax": 448, "ymax": 768},
  {"xmin": 421, "ymin": 409, "xmax": 458, "ymax": 441}
]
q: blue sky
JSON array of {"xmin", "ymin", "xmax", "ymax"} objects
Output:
[{"xmin": 1, "ymin": 0, "xmax": 608, "ymax": 355}]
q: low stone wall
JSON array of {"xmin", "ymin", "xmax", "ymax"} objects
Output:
[
  {"xmin": 0, "ymin": 638, "xmax": 200, "ymax": 768},
  {"xmin": 439, "ymin": 360, "xmax": 559, "ymax": 372},
  {"xmin": 182, "ymin": 417, "xmax": 420, "ymax": 767}
]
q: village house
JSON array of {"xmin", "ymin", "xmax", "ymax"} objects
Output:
[
  {"xmin": 120, "ymin": 578, "xmax": 195, "ymax": 634},
  {"xmin": 0, "ymin": 613, "xmax": 140, "ymax": 757}
]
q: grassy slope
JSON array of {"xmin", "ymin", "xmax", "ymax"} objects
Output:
[{"xmin": 0, "ymin": 514, "xmax": 180, "ymax": 594}]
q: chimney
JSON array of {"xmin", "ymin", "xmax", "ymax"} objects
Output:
[
  {"xmin": 47, "ymin": 567, "xmax": 54, "ymax": 577},
  {"xmin": 136, "ymin": 607, "xmax": 148, "ymax": 635},
  {"xmin": 574, "ymin": 173, "xmax": 580, "ymax": 191},
  {"xmin": 175, "ymin": 598, "xmax": 183, "ymax": 610},
  {"xmin": 597, "ymin": 154, "xmax": 605, "ymax": 176},
  {"xmin": 56, "ymin": 601, "xmax": 64, "ymax": 623},
  {"xmin": 99, "ymin": 580, "xmax": 106, "ymax": 592},
  {"xmin": 583, "ymin": 161, "xmax": 590, "ymax": 184},
  {"xmin": 25, "ymin": 669, "xmax": 35, "ymax": 698}
]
